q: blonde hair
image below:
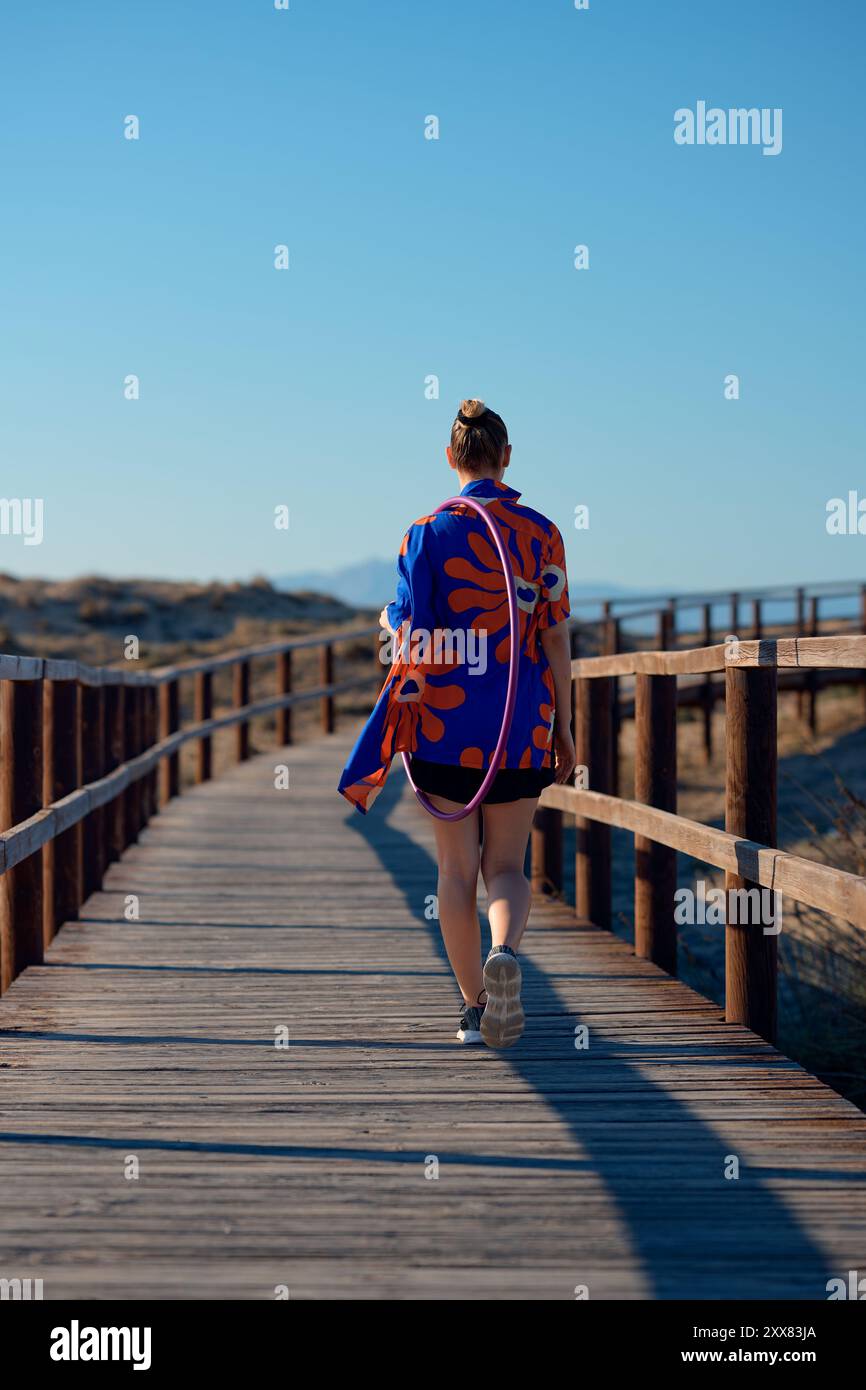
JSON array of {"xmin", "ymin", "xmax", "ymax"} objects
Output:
[{"xmin": 450, "ymin": 399, "xmax": 508, "ymax": 473}]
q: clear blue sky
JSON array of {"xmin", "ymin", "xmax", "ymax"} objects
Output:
[{"xmin": 1, "ymin": 0, "xmax": 863, "ymax": 592}]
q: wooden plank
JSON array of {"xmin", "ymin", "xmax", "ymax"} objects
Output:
[
  {"xmin": 634, "ymin": 674, "xmax": 677, "ymax": 974},
  {"xmin": 42, "ymin": 679, "xmax": 82, "ymax": 944},
  {"xmin": 530, "ymin": 807, "xmax": 562, "ymax": 895},
  {"xmin": 701, "ymin": 603, "xmax": 713, "ymax": 762},
  {"xmin": 148, "ymin": 625, "xmax": 379, "ymax": 683},
  {"xmin": 0, "ymin": 727, "xmax": 864, "ymax": 1299},
  {"xmin": 195, "ymin": 672, "xmax": 213, "ymax": 782},
  {"xmin": 729, "ymin": 635, "xmax": 866, "ymax": 669},
  {"xmin": 105, "ymin": 684, "xmax": 126, "ymax": 862},
  {"xmin": 572, "ymin": 645, "xmax": 728, "ymax": 678},
  {"xmin": 320, "ymin": 644, "xmax": 335, "ymax": 734},
  {"xmin": 233, "ymin": 661, "xmax": 251, "ymax": 762},
  {"xmin": 80, "ymin": 683, "xmax": 106, "ymax": 896},
  {"xmin": 0, "ymin": 654, "xmax": 155, "ymax": 687},
  {"xmin": 277, "ymin": 651, "xmax": 293, "ymax": 745},
  {"xmin": 574, "ymin": 677, "xmax": 612, "ymax": 928},
  {"xmin": 144, "ymin": 685, "xmax": 159, "ymax": 820},
  {"xmin": 541, "ymin": 785, "xmax": 866, "ymax": 929},
  {"xmin": 159, "ymin": 679, "xmax": 180, "ymax": 805},
  {"xmin": 0, "ymin": 680, "xmax": 44, "ymax": 989},
  {"xmin": 571, "ymin": 634, "xmax": 866, "ymax": 679},
  {"xmin": 725, "ymin": 666, "xmax": 778, "ymax": 1042},
  {"xmin": 125, "ymin": 683, "xmax": 143, "ymax": 842},
  {"xmin": 0, "ymin": 629, "xmax": 380, "ymax": 687}
]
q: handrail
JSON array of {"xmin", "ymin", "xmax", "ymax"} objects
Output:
[
  {"xmin": 568, "ymin": 579, "xmax": 864, "ymax": 613},
  {"xmin": 534, "ymin": 628, "xmax": 866, "ymax": 1046},
  {"xmin": 0, "ymin": 623, "xmax": 383, "ymax": 992},
  {"xmin": 0, "ymin": 623, "xmax": 380, "ymax": 686},
  {"xmin": 0, "ymin": 672, "xmax": 381, "ymax": 874},
  {"xmin": 542, "ymin": 786, "xmax": 866, "ymax": 929},
  {"xmin": 570, "ymin": 635, "xmax": 866, "ymax": 678}
]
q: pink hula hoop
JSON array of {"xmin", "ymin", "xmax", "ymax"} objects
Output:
[{"xmin": 401, "ymin": 494, "xmax": 520, "ymax": 822}]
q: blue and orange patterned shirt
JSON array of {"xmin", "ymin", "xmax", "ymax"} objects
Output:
[{"xmin": 338, "ymin": 478, "xmax": 570, "ymax": 813}]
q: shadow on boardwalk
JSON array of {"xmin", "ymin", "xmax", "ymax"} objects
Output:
[{"xmin": 347, "ymin": 772, "xmax": 835, "ymax": 1299}]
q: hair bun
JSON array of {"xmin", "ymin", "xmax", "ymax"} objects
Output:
[{"xmin": 457, "ymin": 398, "xmax": 487, "ymax": 426}]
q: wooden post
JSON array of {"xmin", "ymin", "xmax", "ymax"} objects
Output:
[
  {"xmin": 606, "ymin": 617, "xmax": 621, "ymax": 798},
  {"xmin": 124, "ymin": 685, "xmax": 141, "ymax": 844},
  {"xmin": 195, "ymin": 671, "xmax": 213, "ymax": 781},
  {"xmin": 320, "ymin": 643, "xmax": 334, "ymax": 734},
  {"xmin": 80, "ymin": 683, "xmax": 106, "ymax": 898},
  {"xmin": 667, "ymin": 598, "xmax": 677, "ymax": 649},
  {"xmin": 0, "ymin": 680, "xmax": 44, "ymax": 990},
  {"xmin": 145, "ymin": 684, "xmax": 159, "ymax": 820},
  {"xmin": 795, "ymin": 587, "xmax": 805, "ymax": 635},
  {"xmin": 634, "ymin": 674, "xmax": 678, "ymax": 974},
  {"xmin": 796, "ymin": 588, "xmax": 806, "ymax": 720},
  {"xmin": 102, "ymin": 680, "xmax": 116, "ymax": 829},
  {"xmin": 234, "ymin": 660, "xmax": 250, "ymax": 761},
  {"xmin": 159, "ymin": 679, "xmax": 180, "ymax": 803},
  {"xmin": 806, "ymin": 596, "xmax": 819, "ymax": 735},
  {"xmin": 132, "ymin": 684, "xmax": 146, "ymax": 834},
  {"xmin": 137, "ymin": 685, "xmax": 150, "ymax": 823},
  {"xmin": 701, "ymin": 602, "xmax": 713, "ymax": 763},
  {"xmin": 277, "ymin": 651, "xmax": 293, "ymax": 745},
  {"xmin": 702, "ymin": 603, "xmax": 713, "ymax": 646},
  {"xmin": 106, "ymin": 684, "xmax": 126, "ymax": 860},
  {"xmin": 656, "ymin": 609, "xmax": 670, "ymax": 651},
  {"xmin": 43, "ymin": 678, "xmax": 82, "ymax": 945},
  {"xmin": 752, "ymin": 598, "xmax": 762, "ymax": 640},
  {"xmin": 574, "ymin": 676, "xmax": 612, "ymax": 928},
  {"xmin": 725, "ymin": 665, "xmax": 778, "ymax": 1043},
  {"xmin": 569, "ymin": 626, "xmax": 579, "ymax": 740},
  {"xmin": 730, "ymin": 592, "xmax": 739, "ymax": 636},
  {"xmin": 531, "ymin": 807, "xmax": 563, "ymax": 896}
]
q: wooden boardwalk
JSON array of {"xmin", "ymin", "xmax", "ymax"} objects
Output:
[{"xmin": 1, "ymin": 726, "xmax": 865, "ymax": 1300}]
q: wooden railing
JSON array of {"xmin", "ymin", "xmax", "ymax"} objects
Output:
[
  {"xmin": 570, "ymin": 579, "xmax": 864, "ymax": 628},
  {"xmin": 569, "ymin": 581, "xmax": 866, "ymax": 766},
  {"xmin": 533, "ymin": 634, "xmax": 866, "ymax": 1044},
  {"xmin": 0, "ymin": 627, "xmax": 380, "ymax": 993},
  {"xmin": 5, "ymin": 592, "xmax": 866, "ymax": 1040}
]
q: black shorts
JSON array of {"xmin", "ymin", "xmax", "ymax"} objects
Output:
[{"xmin": 409, "ymin": 757, "xmax": 554, "ymax": 806}]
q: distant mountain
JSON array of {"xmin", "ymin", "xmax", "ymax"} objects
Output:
[
  {"xmin": 274, "ymin": 558, "xmax": 638, "ymax": 611},
  {"xmin": 274, "ymin": 559, "xmax": 398, "ymax": 609}
]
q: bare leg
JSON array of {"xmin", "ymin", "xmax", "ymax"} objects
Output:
[
  {"xmin": 428, "ymin": 795, "xmax": 484, "ymax": 1004},
  {"xmin": 480, "ymin": 798, "xmax": 539, "ymax": 952},
  {"xmin": 477, "ymin": 798, "xmax": 539, "ymax": 1047}
]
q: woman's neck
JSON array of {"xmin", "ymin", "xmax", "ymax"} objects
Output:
[{"xmin": 456, "ymin": 468, "xmax": 505, "ymax": 490}]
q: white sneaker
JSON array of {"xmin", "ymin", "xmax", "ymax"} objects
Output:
[{"xmin": 480, "ymin": 947, "xmax": 524, "ymax": 1048}]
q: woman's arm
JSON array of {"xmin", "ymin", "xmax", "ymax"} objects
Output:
[{"xmin": 540, "ymin": 620, "xmax": 577, "ymax": 784}]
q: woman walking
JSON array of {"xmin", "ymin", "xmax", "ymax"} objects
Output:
[{"xmin": 339, "ymin": 400, "xmax": 575, "ymax": 1047}]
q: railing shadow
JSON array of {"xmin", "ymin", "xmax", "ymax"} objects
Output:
[{"xmin": 346, "ymin": 771, "xmax": 837, "ymax": 1299}]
